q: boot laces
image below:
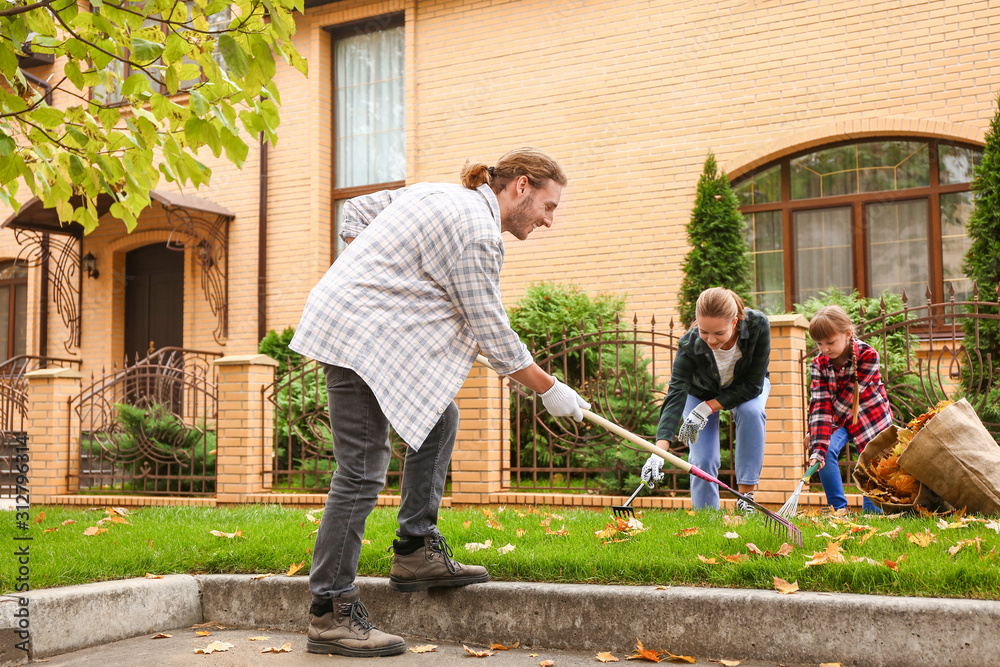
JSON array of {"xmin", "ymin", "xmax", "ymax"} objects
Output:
[
  {"xmin": 428, "ymin": 535, "xmax": 459, "ymax": 574},
  {"xmin": 338, "ymin": 600, "xmax": 375, "ymax": 632}
]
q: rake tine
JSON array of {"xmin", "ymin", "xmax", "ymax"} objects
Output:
[
  {"xmin": 688, "ymin": 466, "xmax": 803, "ymax": 546},
  {"xmin": 778, "ymin": 462, "xmax": 821, "ymax": 520},
  {"xmin": 611, "ymin": 482, "xmax": 646, "ymax": 518}
]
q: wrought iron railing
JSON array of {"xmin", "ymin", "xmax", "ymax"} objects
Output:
[
  {"xmin": 263, "ymin": 358, "xmax": 447, "ymax": 494},
  {"xmin": 0, "ymin": 355, "xmax": 80, "ymax": 498},
  {"xmin": 505, "ymin": 315, "xmax": 738, "ymax": 496},
  {"xmin": 800, "ymin": 285, "xmax": 1000, "ymax": 492},
  {"xmin": 73, "ymin": 348, "xmax": 220, "ymax": 496}
]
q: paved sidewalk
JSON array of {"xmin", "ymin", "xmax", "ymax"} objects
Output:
[{"xmin": 37, "ymin": 627, "xmax": 790, "ymax": 666}]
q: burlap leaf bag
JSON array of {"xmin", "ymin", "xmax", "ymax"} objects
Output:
[
  {"xmin": 853, "ymin": 425, "xmax": 951, "ymax": 513},
  {"xmin": 897, "ymin": 398, "xmax": 1000, "ymax": 516}
]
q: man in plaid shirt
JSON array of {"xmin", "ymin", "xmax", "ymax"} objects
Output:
[{"xmin": 291, "ymin": 148, "xmax": 590, "ymax": 657}]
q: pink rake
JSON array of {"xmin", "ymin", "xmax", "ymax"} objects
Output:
[{"xmin": 475, "ymin": 356, "xmax": 802, "ymax": 547}]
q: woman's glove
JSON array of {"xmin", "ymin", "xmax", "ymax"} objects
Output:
[
  {"xmin": 540, "ymin": 378, "xmax": 591, "ymax": 422},
  {"xmin": 677, "ymin": 401, "xmax": 713, "ymax": 444},
  {"xmin": 641, "ymin": 453, "xmax": 665, "ymax": 488}
]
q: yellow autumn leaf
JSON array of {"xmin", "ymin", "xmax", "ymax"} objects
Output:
[
  {"xmin": 490, "ymin": 641, "xmax": 519, "ymax": 650},
  {"xmin": 42, "ymin": 528, "xmax": 58, "ymax": 533},
  {"xmin": 723, "ymin": 531, "xmax": 740, "ymax": 539},
  {"xmin": 713, "ymin": 660, "xmax": 742, "ymax": 666},
  {"xmin": 487, "ymin": 518, "xmax": 505, "ymax": 531},
  {"xmin": 193, "ymin": 641, "xmax": 234, "ymax": 654},
  {"xmin": 545, "ymin": 525, "xmax": 569, "ymax": 536},
  {"xmin": 719, "ymin": 552, "xmax": 749, "ymax": 564},
  {"xmin": 773, "ymin": 577, "xmax": 799, "ymax": 594},
  {"xmin": 305, "ymin": 513, "xmax": 320, "ymax": 524},
  {"xmin": 260, "ymin": 642, "xmax": 293, "ymax": 653},
  {"xmin": 409, "ymin": 644, "xmax": 437, "ymax": 653},
  {"xmin": 463, "ymin": 520, "xmax": 472, "ymax": 529},
  {"xmin": 209, "ymin": 529, "xmax": 244, "ymax": 539},
  {"xmin": 664, "ymin": 651, "xmax": 697, "ymax": 663},
  {"xmin": 145, "ymin": 573, "xmax": 163, "ymax": 579},
  {"xmin": 250, "ymin": 573, "xmax": 274, "ymax": 580},
  {"xmin": 629, "ymin": 638, "xmax": 662, "ymax": 662},
  {"xmin": 83, "ymin": 526, "xmax": 107, "ymax": 536},
  {"xmin": 776, "ymin": 543, "xmax": 794, "ymax": 557},
  {"xmin": 698, "ymin": 554, "xmax": 720, "ymax": 565},
  {"xmin": 722, "ymin": 514, "xmax": 745, "ymax": 527},
  {"xmin": 481, "ymin": 508, "xmax": 495, "ymax": 519},
  {"xmin": 849, "ymin": 556, "xmax": 881, "ymax": 566},
  {"xmin": 745, "ymin": 543, "xmax": 763, "ymax": 556},
  {"xmin": 152, "ymin": 633, "xmax": 172, "ymax": 639},
  {"xmin": 33, "ymin": 511, "xmax": 46, "ymax": 523},
  {"xmin": 247, "ymin": 636, "xmax": 270, "ymax": 641},
  {"xmin": 880, "ymin": 526, "xmax": 902, "ymax": 540},
  {"xmin": 596, "ymin": 524, "xmax": 619, "ymax": 539},
  {"xmin": 596, "ymin": 652, "xmax": 621, "ymax": 662},
  {"xmin": 540, "ymin": 661, "xmax": 555, "ymax": 666},
  {"xmin": 465, "ymin": 540, "xmax": 492, "ymax": 552},
  {"xmin": 196, "ymin": 630, "xmax": 211, "ymax": 636},
  {"xmin": 820, "ymin": 663, "xmax": 843, "ymax": 667},
  {"xmin": 516, "ymin": 528, "xmax": 527, "ymax": 537},
  {"xmin": 62, "ymin": 519, "xmax": 77, "ymax": 525},
  {"xmin": 287, "ymin": 560, "xmax": 305, "ymax": 576},
  {"xmin": 463, "ymin": 645, "xmax": 496, "ymax": 657},
  {"xmin": 497, "ymin": 543, "xmax": 516, "ymax": 555},
  {"xmin": 675, "ymin": 527, "xmax": 699, "ymax": 537},
  {"xmin": 907, "ymin": 530, "xmax": 936, "ymax": 547}
]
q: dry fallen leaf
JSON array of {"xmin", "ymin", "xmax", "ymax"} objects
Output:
[
  {"xmin": 209, "ymin": 529, "xmax": 244, "ymax": 539},
  {"xmin": 596, "ymin": 652, "xmax": 621, "ymax": 663},
  {"xmin": 540, "ymin": 661, "xmax": 555, "ymax": 666},
  {"xmin": 628, "ymin": 638, "xmax": 661, "ymax": 662},
  {"xmin": 775, "ymin": 543, "xmax": 794, "ymax": 557},
  {"xmin": 849, "ymin": 556, "xmax": 881, "ymax": 566},
  {"xmin": 949, "ymin": 537, "xmax": 983, "ymax": 557},
  {"xmin": 596, "ymin": 524, "xmax": 619, "ymax": 540},
  {"xmin": 773, "ymin": 577, "xmax": 799, "ymax": 594},
  {"xmin": 880, "ymin": 526, "xmax": 902, "ymax": 540},
  {"xmin": 465, "ymin": 540, "xmax": 493, "ymax": 552},
  {"xmin": 195, "ymin": 630, "xmax": 211, "ymax": 636},
  {"xmin": 287, "ymin": 561, "xmax": 305, "ymax": 576},
  {"xmin": 305, "ymin": 513, "xmax": 320, "ymax": 524},
  {"xmin": 884, "ymin": 559, "xmax": 900, "ymax": 572},
  {"xmin": 42, "ymin": 528, "xmax": 58, "ymax": 533},
  {"xmin": 675, "ymin": 527, "xmax": 699, "ymax": 538},
  {"xmin": 463, "ymin": 645, "xmax": 496, "ymax": 658},
  {"xmin": 710, "ymin": 660, "xmax": 742, "ymax": 666},
  {"xmin": 820, "ymin": 663, "xmax": 843, "ymax": 667},
  {"xmin": 487, "ymin": 519, "xmax": 505, "ymax": 531},
  {"xmin": 260, "ymin": 642, "xmax": 293, "ymax": 653},
  {"xmin": 33, "ymin": 511, "xmax": 46, "ymax": 523},
  {"xmin": 107, "ymin": 507, "xmax": 131, "ymax": 517},
  {"xmin": 83, "ymin": 527, "xmax": 107, "ymax": 536},
  {"xmin": 516, "ymin": 528, "xmax": 527, "ymax": 537},
  {"xmin": 719, "ymin": 552, "xmax": 750, "ymax": 564},
  {"xmin": 152, "ymin": 633, "xmax": 172, "ymax": 639},
  {"xmin": 192, "ymin": 621, "xmax": 227, "ymax": 629},
  {"xmin": 251, "ymin": 573, "xmax": 274, "ymax": 580},
  {"xmin": 984, "ymin": 520, "xmax": 1000, "ymax": 534},
  {"xmin": 655, "ymin": 585, "xmax": 671, "ymax": 590},
  {"xmin": 907, "ymin": 530, "xmax": 936, "ymax": 547},
  {"xmin": 409, "ymin": 644, "xmax": 438, "ymax": 653},
  {"xmin": 546, "ymin": 525, "xmax": 569, "ymax": 536},
  {"xmin": 497, "ymin": 543, "xmax": 516, "ymax": 555},
  {"xmin": 61, "ymin": 519, "xmax": 76, "ymax": 525},
  {"xmin": 664, "ymin": 651, "xmax": 696, "ymax": 663},
  {"xmin": 145, "ymin": 573, "xmax": 163, "ymax": 579},
  {"xmin": 463, "ymin": 520, "xmax": 473, "ymax": 529},
  {"xmin": 530, "ymin": 653, "xmax": 539, "ymax": 657},
  {"xmin": 745, "ymin": 543, "xmax": 763, "ymax": 556},
  {"xmin": 698, "ymin": 555, "xmax": 720, "ymax": 565},
  {"xmin": 722, "ymin": 514, "xmax": 745, "ymax": 527},
  {"xmin": 490, "ymin": 641, "xmax": 519, "ymax": 650},
  {"xmin": 247, "ymin": 636, "xmax": 270, "ymax": 641},
  {"xmin": 723, "ymin": 531, "xmax": 740, "ymax": 539},
  {"xmin": 193, "ymin": 641, "xmax": 234, "ymax": 654}
]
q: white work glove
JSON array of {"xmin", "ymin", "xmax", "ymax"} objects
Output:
[
  {"xmin": 677, "ymin": 401, "xmax": 713, "ymax": 445},
  {"xmin": 641, "ymin": 454, "xmax": 664, "ymax": 488},
  {"xmin": 539, "ymin": 378, "xmax": 591, "ymax": 422}
]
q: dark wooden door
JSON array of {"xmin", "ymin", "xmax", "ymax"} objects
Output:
[{"xmin": 124, "ymin": 244, "xmax": 184, "ymax": 360}]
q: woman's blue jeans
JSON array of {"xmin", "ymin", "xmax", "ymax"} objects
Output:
[
  {"xmin": 817, "ymin": 427, "xmax": 882, "ymax": 514},
  {"xmin": 686, "ymin": 377, "xmax": 770, "ymax": 510}
]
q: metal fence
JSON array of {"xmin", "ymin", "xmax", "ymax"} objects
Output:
[
  {"xmin": 0, "ymin": 355, "xmax": 80, "ymax": 498},
  {"xmin": 504, "ymin": 315, "xmax": 738, "ymax": 496},
  {"xmin": 74, "ymin": 348, "xmax": 220, "ymax": 496},
  {"xmin": 800, "ymin": 286, "xmax": 1000, "ymax": 492},
  {"xmin": 263, "ymin": 358, "xmax": 445, "ymax": 494}
]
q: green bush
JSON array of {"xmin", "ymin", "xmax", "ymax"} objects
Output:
[
  {"xmin": 258, "ymin": 327, "xmax": 302, "ymax": 377},
  {"xmin": 84, "ymin": 402, "xmax": 216, "ymax": 494},
  {"xmin": 507, "ymin": 282, "xmax": 663, "ymax": 493}
]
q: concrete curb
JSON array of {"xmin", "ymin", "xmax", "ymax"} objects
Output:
[{"xmin": 5, "ymin": 575, "xmax": 1000, "ymax": 666}]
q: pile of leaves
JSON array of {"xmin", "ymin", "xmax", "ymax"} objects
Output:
[{"xmin": 861, "ymin": 400, "xmax": 954, "ymax": 504}]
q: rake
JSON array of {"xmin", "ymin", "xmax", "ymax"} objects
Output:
[
  {"xmin": 611, "ymin": 482, "xmax": 647, "ymax": 518},
  {"xmin": 474, "ymin": 356, "xmax": 803, "ymax": 547},
  {"xmin": 777, "ymin": 461, "xmax": 821, "ymax": 520}
]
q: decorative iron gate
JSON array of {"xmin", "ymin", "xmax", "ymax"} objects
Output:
[
  {"xmin": 74, "ymin": 348, "xmax": 220, "ymax": 496},
  {"xmin": 800, "ymin": 286, "xmax": 1000, "ymax": 491},
  {"xmin": 505, "ymin": 315, "xmax": 738, "ymax": 496},
  {"xmin": 264, "ymin": 359, "xmax": 449, "ymax": 494},
  {"xmin": 0, "ymin": 355, "xmax": 80, "ymax": 497}
]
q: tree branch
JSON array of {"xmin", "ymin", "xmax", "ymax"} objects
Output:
[{"xmin": 0, "ymin": 0, "xmax": 53, "ymax": 18}]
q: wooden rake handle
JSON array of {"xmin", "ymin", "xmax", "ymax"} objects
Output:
[{"xmin": 474, "ymin": 355, "xmax": 692, "ymax": 473}]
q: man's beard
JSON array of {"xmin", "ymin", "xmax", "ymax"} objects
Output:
[{"xmin": 504, "ymin": 190, "xmax": 537, "ymax": 240}]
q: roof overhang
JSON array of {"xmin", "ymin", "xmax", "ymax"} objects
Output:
[{"xmin": 1, "ymin": 190, "xmax": 235, "ymax": 238}]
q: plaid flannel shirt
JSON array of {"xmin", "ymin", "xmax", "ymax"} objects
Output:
[
  {"xmin": 808, "ymin": 339, "xmax": 893, "ymax": 458},
  {"xmin": 290, "ymin": 183, "xmax": 532, "ymax": 449}
]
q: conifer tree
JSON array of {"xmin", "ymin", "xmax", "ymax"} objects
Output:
[
  {"xmin": 962, "ymin": 94, "xmax": 1000, "ymax": 383},
  {"xmin": 677, "ymin": 153, "xmax": 753, "ymax": 327}
]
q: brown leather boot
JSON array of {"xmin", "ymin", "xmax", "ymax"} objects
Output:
[
  {"xmin": 306, "ymin": 588, "xmax": 406, "ymax": 657},
  {"xmin": 389, "ymin": 534, "xmax": 489, "ymax": 592}
]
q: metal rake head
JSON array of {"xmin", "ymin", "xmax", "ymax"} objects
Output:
[
  {"xmin": 610, "ymin": 482, "xmax": 647, "ymax": 519},
  {"xmin": 746, "ymin": 494, "xmax": 803, "ymax": 547}
]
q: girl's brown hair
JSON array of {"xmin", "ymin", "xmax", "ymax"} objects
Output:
[
  {"xmin": 460, "ymin": 147, "xmax": 568, "ymax": 193},
  {"xmin": 696, "ymin": 287, "xmax": 747, "ymax": 322},
  {"xmin": 808, "ymin": 305, "xmax": 855, "ymax": 341}
]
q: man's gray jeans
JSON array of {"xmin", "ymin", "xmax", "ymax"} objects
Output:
[{"xmin": 310, "ymin": 362, "xmax": 458, "ymax": 603}]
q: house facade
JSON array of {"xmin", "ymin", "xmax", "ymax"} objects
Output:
[{"xmin": 3, "ymin": 0, "xmax": 997, "ymax": 505}]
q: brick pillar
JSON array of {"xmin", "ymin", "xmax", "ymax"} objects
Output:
[
  {"xmin": 214, "ymin": 354, "xmax": 278, "ymax": 504},
  {"xmin": 757, "ymin": 314, "xmax": 810, "ymax": 504},
  {"xmin": 450, "ymin": 362, "xmax": 508, "ymax": 504},
  {"xmin": 25, "ymin": 367, "xmax": 83, "ymax": 502}
]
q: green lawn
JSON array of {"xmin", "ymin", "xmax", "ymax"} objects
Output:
[{"xmin": 3, "ymin": 504, "xmax": 999, "ymax": 600}]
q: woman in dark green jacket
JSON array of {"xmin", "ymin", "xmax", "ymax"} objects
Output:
[{"xmin": 641, "ymin": 288, "xmax": 771, "ymax": 511}]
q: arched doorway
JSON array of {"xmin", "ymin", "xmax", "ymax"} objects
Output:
[{"xmin": 124, "ymin": 244, "xmax": 184, "ymax": 359}]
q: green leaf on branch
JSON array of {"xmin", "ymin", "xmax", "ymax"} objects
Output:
[
  {"xmin": 217, "ymin": 34, "xmax": 250, "ymax": 78},
  {"xmin": 121, "ymin": 73, "xmax": 150, "ymax": 97},
  {"xmin": 30, "ymin": 107, "xmax": 65, "ymax": 129},
  {"xmin": 0, "ymin": 132, "xmax": 16, "ymax": 157},
  {"xmin": 131, "ymin": 38, "xmax": 165, "ymax": 64}
]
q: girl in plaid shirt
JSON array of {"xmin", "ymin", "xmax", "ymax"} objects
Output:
[{"xmin": 807, "ymin": 305, "xmax": 893, "ymax": 513}]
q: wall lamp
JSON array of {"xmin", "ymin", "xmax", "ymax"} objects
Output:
[{"xmin": 82, "ymin": 252, "xmax": 99, "ymax": 279}]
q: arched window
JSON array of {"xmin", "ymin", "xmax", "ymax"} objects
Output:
[
  {"xmin": 732, "ymin": 138, "xmax": 982, "ymax": 313},
  {"xmin": 0, "ymin": 261, "xmax": 28, "ymax": 363}
]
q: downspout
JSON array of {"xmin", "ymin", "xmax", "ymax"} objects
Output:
[
  {"xmin": 257, "ymin": 127, "xmax": 268, "ymax": 343},
  {"xmin": 22, "ymin": 70, "xmax": 52, "ymax": 360},
  {"xmin": 22, "ymin": 69, "xmax": 53, "ymax": 105}
]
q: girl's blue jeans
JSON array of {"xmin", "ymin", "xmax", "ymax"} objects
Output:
[
  {"xmin": 817, "ymin": 427, "xmax": 882, "ymax": 514},
  {"xmin": 686, "ymin": 377, "xmax": 770, "ymax": 510}
]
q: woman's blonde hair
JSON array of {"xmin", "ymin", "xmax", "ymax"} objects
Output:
[
  {"xmin": 808, "ymin": 305, "xmax": 855, "ymax": 341},
  {"xmin": 460, "ymin": 147, "xmax": 568, "ymax": 193},
  {"xmin": 696, "ymin": 287, "xmax": 747, "ymax": 322}
]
